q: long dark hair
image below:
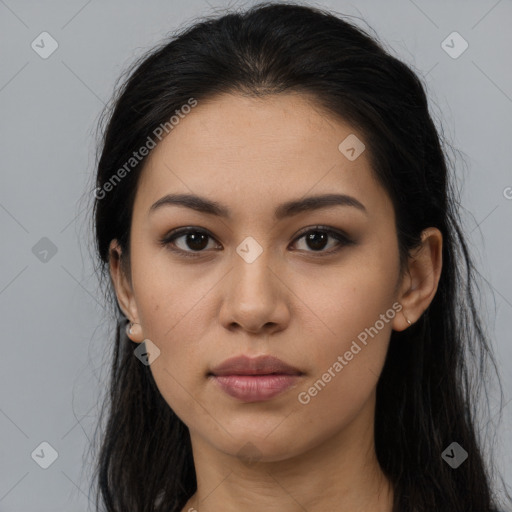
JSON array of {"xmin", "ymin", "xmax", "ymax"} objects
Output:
[{"xmin": 88, "ymin": 2, "xmax": 508, "ymax": 511}]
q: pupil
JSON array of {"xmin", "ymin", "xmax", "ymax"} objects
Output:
[
  {"xmin": 307, "ymin": 231, "xmax": 327, "ymax": 250},
  {"xmin": 187, "ymin": 233, "xmax": 208, "ymax": 250}
]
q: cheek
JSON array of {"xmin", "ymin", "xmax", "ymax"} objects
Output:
[
  {"xmin": 137, "ymin": 293, "xmax": 210, "ymax": 425},
  {"xmin": 297, "ymin": 250, "xmax": 399, "ymax": 346},
  {"xmin": 291, "ymin": 290, "xmax": 394, "ymax": 443},
  {"xmin": 131, "ymin": 242, "xmax": 210, "ymax": 343},
  {"xmin": 129, "ymin": 251, "xmax": 218, "ymax": 416},
  {"xmin": 292, "ymin": 252, "xmax": 399, "ymax": 407}
]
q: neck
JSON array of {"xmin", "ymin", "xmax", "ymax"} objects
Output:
[{"xmin": 182, "ymin": 392, "xmax": 394, "ymax": 512}]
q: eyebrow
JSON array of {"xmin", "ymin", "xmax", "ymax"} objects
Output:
[{"xmin": 149, "ymin": 192, "xmax": 367, "ymax": 219}]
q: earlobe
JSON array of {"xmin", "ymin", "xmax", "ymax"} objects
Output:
[
  {"xmin": 392, "ymin": 227, "xmax": 443, "ymax": 332},
  {"xmin": 109, "ymin": 239, "xmax": 144, "ymax": 342},
  {"xmin": 126, "ymin": 321, "xmax": 144, "ymax": 343}
]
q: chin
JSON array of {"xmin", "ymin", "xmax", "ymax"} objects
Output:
[{"xmin": 208, "ymin": 426, "xmax": 312, "ymax": 464}]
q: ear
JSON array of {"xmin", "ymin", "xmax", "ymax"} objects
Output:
[
  {"xmin": 392, "ymin": 227, "xmax": 443, "ymax": 332},
  {"xmin": 109, "ymin": 239, "xmax": 144, "ymax": 343}
]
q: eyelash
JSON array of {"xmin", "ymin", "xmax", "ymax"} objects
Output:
[{"xmin": 159, "ymin": 226, "xmax": 355, "ymax": 259}]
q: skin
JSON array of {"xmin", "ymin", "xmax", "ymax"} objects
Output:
[{"xmin": 109, "ymin": 92, "xmax": 443, "ymax": 512}]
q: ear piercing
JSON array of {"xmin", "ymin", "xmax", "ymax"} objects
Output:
[
  {"xmin": 127, "ymin": 322, "xmax": 139, "ymax": 336},
  {"xmin": 403, "ymin": 313, "xmax": 412, "ymax": 326}
]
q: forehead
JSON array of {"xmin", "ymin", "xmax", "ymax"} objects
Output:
[{"xmin": 135, "ymin": 92, "xmax": 391, "ymax": 221}]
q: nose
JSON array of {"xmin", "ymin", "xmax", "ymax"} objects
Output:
[{"xmin": 218, "ymin": 251, "xmax": 290, "ymax": 335}]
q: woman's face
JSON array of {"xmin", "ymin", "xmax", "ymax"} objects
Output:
[{"xmin": 111, "ymin": 92, "xmax": 412, "ymax": 462}]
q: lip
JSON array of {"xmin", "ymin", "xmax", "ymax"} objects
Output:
[{"xmin": 209, "ymin": 355, "xmax": 303, "ymax": 402}]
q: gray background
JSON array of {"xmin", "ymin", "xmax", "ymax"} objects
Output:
[{"xmin": 0, "ymin": 0, "xmax": 511, "ymax": 510}]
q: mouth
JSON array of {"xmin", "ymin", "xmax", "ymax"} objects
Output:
[{"xmin": 208, "ymin": 355, "xmax": 304, "ymax": 402}]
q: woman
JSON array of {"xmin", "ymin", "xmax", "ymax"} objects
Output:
[{"xmin": 89, "ymin": 2, "xmax": 509, "ymax": 511}]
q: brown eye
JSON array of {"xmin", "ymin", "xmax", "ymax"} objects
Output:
[
  {"xmin": 177, "ymin": 232, "xmax": 210, "ymax": 251},
  {"xmin": 302, "ymin": 231, "xmax": 330, "ymax": 251},
  {"xmin": 160, "ymin": 228, "xmax": 220, "ymax": 257},
  {"xmin": 291, "ymin": 227, "xmax": 354, "ymax": 254}
]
